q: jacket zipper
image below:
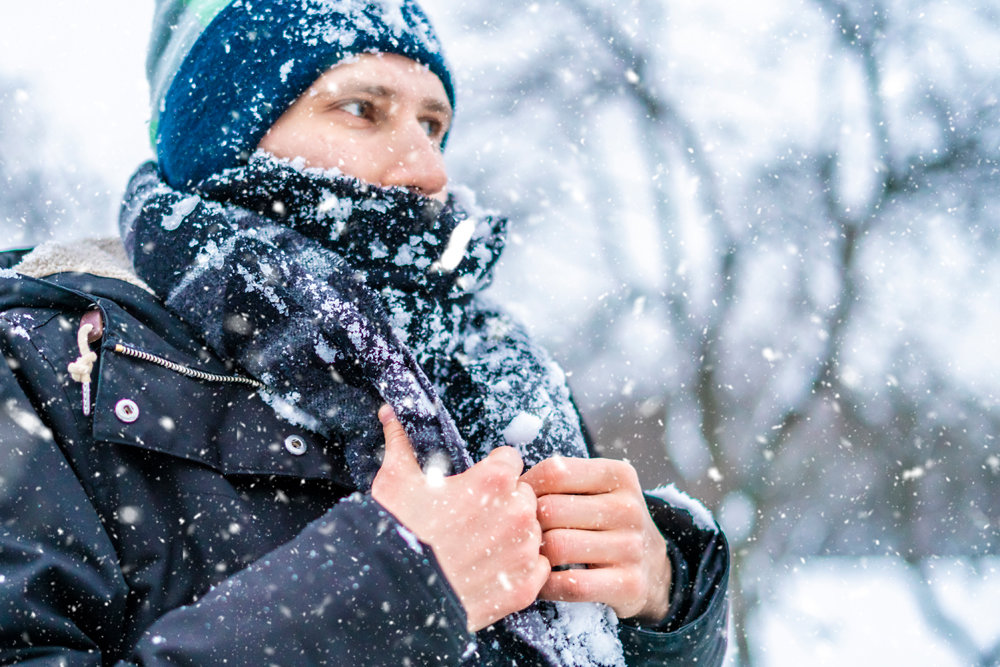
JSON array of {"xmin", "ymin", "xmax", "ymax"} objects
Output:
[{"xmin": 112, "ymin": 343, "xmax": 263, "ymax": 388}]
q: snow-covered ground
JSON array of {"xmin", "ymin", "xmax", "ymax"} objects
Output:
[{"xmin": 744, "ymin": 556, "xmax": 1000, "ymax": 665}]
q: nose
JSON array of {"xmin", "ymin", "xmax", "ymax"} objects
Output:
[{"xmin": 381, "ymin": 124, "xmax": 448, "ymax": 201}]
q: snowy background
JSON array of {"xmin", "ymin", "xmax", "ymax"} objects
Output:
[{"xmin": 2, "ymin": 1, "xmax": 999, "ymax": 664}]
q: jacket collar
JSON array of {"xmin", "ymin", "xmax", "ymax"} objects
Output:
[{"xmin": 11, "ymin": 237, "xmax": 153, "ymax": 293}]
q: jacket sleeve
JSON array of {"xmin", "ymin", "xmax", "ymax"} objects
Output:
[
  {"xmin": 125, "ymin": 497, "xmax": 472, "ymax": 666},
  {"xmin": 0, "ymin": 360, "xmax": 473, "ymax": 666},
  {"xmin": 618, "ymin": 490, "xmax": 730, "ymax": 666}
]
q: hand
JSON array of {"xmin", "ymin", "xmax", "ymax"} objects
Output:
[
  {"xmin": 371, "ymin": 406, "xmax": 551, "ymax": 632},
  {"xmin": 520, "ymin": 456, "xmax": 671, "ymax": 624}
]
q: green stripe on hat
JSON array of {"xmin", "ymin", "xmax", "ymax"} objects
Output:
[
  {"xmin": 147, "ymin": 0, "xmax": 235, "ymax": 145},
  {"xmin": 184, "ymin": 0, "xmax": 232, "ymax": 20}
]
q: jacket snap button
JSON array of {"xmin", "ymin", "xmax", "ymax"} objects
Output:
[
  {"xmin": 115, "ymin": 399, "xmax": 140, "ymax": 423},
  {"xmin": 284, "ymin": 435, "xmax": 307, "ymax": 456}
]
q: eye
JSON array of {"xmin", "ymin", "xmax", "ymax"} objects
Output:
[
  {"xmin": 420, "ymin": 118, "xmax": 446, "ymax": 141},
  {"xmin": 338, "ymin": 100, "xmax": 373, "ymax": 119}
]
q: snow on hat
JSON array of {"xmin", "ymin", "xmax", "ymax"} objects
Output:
[{"xmin": 148, "ymin": 0, "xmax": 455, "ymax": 189}]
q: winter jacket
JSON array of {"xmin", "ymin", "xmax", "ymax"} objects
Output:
[{"xmin": 0, "ymin": 240, "xmax": 729, "ymax": 665}]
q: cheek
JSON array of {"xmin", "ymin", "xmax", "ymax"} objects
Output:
[
  {"xmin": 259, "ymin": 120, "xmax": 388, "ymax": 185},
  {"xmin": 257, "ymin": 123, "xmax": 313, "ymax": 162},
  {"xmin": 257, "ymin": 119, "xmax": 343, "ymax": 169},
  {"xmin": 321, "ymin": 138, "xmax": 392, "ymax": 185}
]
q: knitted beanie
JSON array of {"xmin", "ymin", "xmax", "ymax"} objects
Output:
[{"xmin": 148, "ymin": 0, "xmax": 455, "ymax": 189}]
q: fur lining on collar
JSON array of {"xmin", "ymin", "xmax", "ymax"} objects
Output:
[{"xmin": 13, "ymin": 237, "xmax": 154, "ymax": 294}]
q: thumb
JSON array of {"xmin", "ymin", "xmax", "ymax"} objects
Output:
[{"xmin": 378, "ymin": 405, "xmax": 422, "ymax": 476}]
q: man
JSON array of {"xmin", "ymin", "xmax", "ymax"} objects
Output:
[{"xmin": 0, "ymin": 1, "xmax": 728, "ymax": 664}]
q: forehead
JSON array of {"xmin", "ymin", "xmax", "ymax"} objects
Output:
[{"xmin": 310, "ymin": 52, "xmax": 450, "ymax": 105}]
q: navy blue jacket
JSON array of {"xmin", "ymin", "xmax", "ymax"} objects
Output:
[{"xmin": 0, "ymin": 249, "xmax": 728, "ymax": 665}]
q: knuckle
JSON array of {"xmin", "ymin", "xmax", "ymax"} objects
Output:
[
  {"xmin": 547, "ymin": 459, "xmax": 570, "ymax": 484},
  {"xmin": 530, "ymin": 458, "xmax": 563, "ymax": 485},
  {"xmin": 510, "ymin": 516, "xmax": 540, "ymax": 549},
  {"xmin": 624, "ymin": 462, "xmax": 641, "ymax": 485},
  {"xmin": 492, "ymin": 446, "xmax": 523, "ymax": 468},
  {"xmin": 526, "ymin": 457, "xmax": 551, "ymax": 474},
  {"xmin": 516, "ymin": 532, "xmax": 539, "ymax": 557},
  {"xmin": 623, "ymin": 531, "xmax": 645, "ymax": 557},
  {"xmin": 507, "ymin": 492, "xmax": 537, "ymax": 523},
  {"xmin": 622, "ymin": 496, "xmax": 644, "ymax": 521},
  {"xmin": 620, "ymin": 461, "xmax": 639, "ymax": 487},
  {"xmin": 610, "ymin": 460, "xmax": 639, "ymax": 486},
  {"xmin": 609, "ymin": 492, "xmax": 643, "ymax": 524},
  {"xmin": 516, "ymin": 482, "xmax": 538, "ymax": 507},
  {"xmin": 479, "ymin": 463, "xmax": 514, "ymax": 491},
  {"xmin": 518, "ymin": 508, "xmax": 539, "ymax": 533},
  {"xmin": 606, "ymin": 493, "xmax": 628, "ymax": 516},
  {"xmin": 621, "ymin": 571, "xmax": 644, "ymax": 602},
  {"xmin": 536, "ymin": 495, "xmax": 555, "ymax": 520},
  {"xmin": 479, "ymin": 459, "xmax": 505, "ymax": 480}
]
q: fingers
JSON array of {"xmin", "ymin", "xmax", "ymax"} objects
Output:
[
  {"xmin": 537, "ymin": 492, "xmax": 645, "ymax": 532},
  {"xmin": 538, "ymin": 565, "xmax": 646, "ymax": 614},
  {"xmin": 540, "ymin": 528, "xmax": 643, "ymax": 568},
  {"xmin": 512, "ymin": 554, "xmax": 552, "ymax": 610},
  {"xmin": 499, "ymin": 528, "xmax": 550, "ymax": 619},
  {"xmin": 521, "ymin": 456, "xmax": 640, "ymax": 497},
  {"xmin": 482, "ymin": 445, "xmax": 526, "ymax": 478},
  {"xmin": 377, "ymin": 405, "xmax": 421, "ymax": 475},
  {"xmin": 526, "ymin": 554, "xmax": 552, "ymax": 600},
  {"xmin": 377, "ymin": 403, "xmax": 396, "ymax": 426},
  {"xmin": 513, "ymin": 481, "xmax": 542, "ymax": 542}
]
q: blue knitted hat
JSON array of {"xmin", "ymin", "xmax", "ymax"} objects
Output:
[{"xmin": 148, "ymin": 0, "xmax": 455, "ymax": 189}]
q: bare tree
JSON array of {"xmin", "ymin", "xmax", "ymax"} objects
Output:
[{"xmin": 428, "ymin": 0, "xmax": 1000, "ymax": 663}]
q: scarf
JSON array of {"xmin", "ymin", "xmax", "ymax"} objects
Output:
[{"xmin": 119, "ymin": 154, "xmax": 625, "ymax": 666}]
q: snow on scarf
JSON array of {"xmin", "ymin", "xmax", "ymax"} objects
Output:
[{"xmin": 119, "ymin": 154, "xmax": 625, "ymax": 666}]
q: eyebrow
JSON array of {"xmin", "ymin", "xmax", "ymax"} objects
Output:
[{"xmin": 317, "ymin": 83, "xmax": 451, "ymax": 117}]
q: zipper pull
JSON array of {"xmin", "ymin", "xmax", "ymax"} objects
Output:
[{"xmin": 67, "ymin": 310, "xmax": 103, "ymax": 416}]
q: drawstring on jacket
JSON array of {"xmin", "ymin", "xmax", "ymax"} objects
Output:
[
  {"xmin": 65, "ymin": 307, "xmax": 261, "ymax": 418},
  {"xmin": 68, "ymin": 311, "xmax": 102, "ymax": 416}
]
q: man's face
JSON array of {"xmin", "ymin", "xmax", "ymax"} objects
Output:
[{"xmin": 258, "ymin": 53, "xmax": 452, "ymax": 201}]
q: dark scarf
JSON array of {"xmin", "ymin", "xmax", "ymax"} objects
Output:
[{"xmin": 119, "ymin": 154, "xmax": 625, "ymax": 666}]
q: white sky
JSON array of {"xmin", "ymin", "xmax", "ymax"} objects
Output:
[{"xmin": 0, "ymin": 2, "xmax": 154, "ymax": 198}]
